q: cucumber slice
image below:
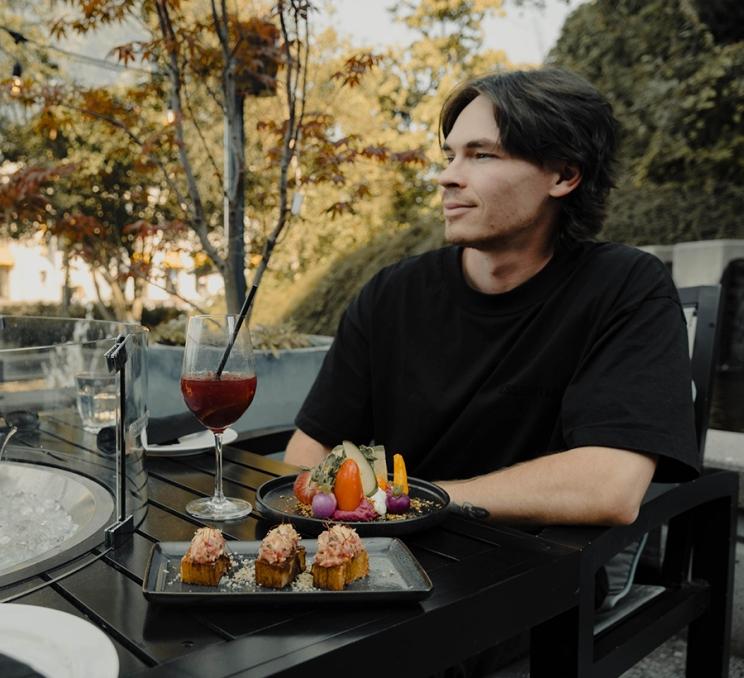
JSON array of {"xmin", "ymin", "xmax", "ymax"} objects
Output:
[{"xmin": 368, "ymin": 444, "xmax": 388, "ymax": 481}]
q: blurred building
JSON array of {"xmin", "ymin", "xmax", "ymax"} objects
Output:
[{"xmin": 0, "ymin": 236, "xmax": 224, "ymax": 310}]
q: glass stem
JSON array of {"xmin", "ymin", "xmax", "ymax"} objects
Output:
[
  {"xmin": 0, "ymin": 425, "xmax": 17, "ymax": 462},
  {"xmin": 213, "ymin": 431, "xmax": 225, "ymax": 503}
]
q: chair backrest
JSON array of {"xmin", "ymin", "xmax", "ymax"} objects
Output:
[{"xmin": 678, "ymin": 285, "xmax": 723, "ymax": 459}]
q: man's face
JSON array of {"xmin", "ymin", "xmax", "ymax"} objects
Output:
[{"xmin": 438, "ymin": 95, "xmax": 561, "ymax": 249}]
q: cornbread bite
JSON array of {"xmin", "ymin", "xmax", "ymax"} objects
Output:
[
  {"xmin": 255, "ymin": 523, "xmax": 306, "ymax": 589},
  {"xmin": 311, "ymin": 524, "xmax": 368, "ymax": 591},
  {"xmin": 180, "ymin": 527, "xmax": 230, "ymax": 586}
]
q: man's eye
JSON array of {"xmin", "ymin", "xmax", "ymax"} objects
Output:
[{"xmin": 474, "ymin": 152, "xmax": 496, "ymax": 160}]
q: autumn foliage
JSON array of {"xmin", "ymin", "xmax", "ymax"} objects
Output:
[{"xmin": 2, "ymin": 0, "xmax": 509, "ymax": 322}]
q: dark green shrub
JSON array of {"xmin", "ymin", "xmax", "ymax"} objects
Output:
[
  {"xmin": 149, "ymin": 316, "xmax": 315, "ymax": 352},
  {"xmin": 140, "ymin": 306, "xmax": 185, "ymax": 329},
  {"xmin": 0, "ymin": 301, "xmax": 109, "ymax": 319},
  {"xmin": 287, "ymin": 220, "xmax": 444, "ymax": 336}
]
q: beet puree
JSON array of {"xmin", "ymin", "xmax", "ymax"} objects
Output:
[{"xmin": 332, "ymin": 498, "xmax": 377, "ymax": 522}]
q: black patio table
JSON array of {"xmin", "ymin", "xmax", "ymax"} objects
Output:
[{"xmin": 3, "ymin": 411, "xmax": 582, "ymax": 677}]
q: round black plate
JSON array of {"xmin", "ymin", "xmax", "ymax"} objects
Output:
[{"xmin": 255, "ymin": 474, "xmax": 450, "ymax": 536}]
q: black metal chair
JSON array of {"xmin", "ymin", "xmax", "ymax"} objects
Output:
[
  {"xmin": 680, "ymin": 285, "xmax": 723, "ymax": 453},
  {"xmin": 532, "ymin": 285, "xmax": 738, "ymax": 677}
]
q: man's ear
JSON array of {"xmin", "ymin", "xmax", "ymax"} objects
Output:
[{"xmin": 549, "ymin": 163, "xmax": 582, "ymax": 198}]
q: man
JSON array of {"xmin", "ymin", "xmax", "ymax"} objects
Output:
[{"xmin": 285, "ymin": 68, "xmax": 698, "ymax": 525}]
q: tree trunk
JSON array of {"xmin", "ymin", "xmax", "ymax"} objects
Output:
[
  {"xmin": 91, "ymin": 271, "xmax": 116, "ymax": 321},
  {"xmin": 61, "ymin": 246, "xmax": 72, "ymax": 314},
  {"xmin": 223, "ymin": 76, "xmax": 247, "ymax": 314},
  {"xmin": 97, "ymin": 268, "xmax": 131, "ymax": 321},
  {"xmin": 132, "ymin": 277, "xmax": 145, "ymax": 323}
]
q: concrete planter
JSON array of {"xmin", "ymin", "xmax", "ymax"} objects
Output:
[
  {"xmin": 672, "ymin": 239, "xmax": 744, "ymax": 287},
  {"xmin": 147, "ymin": 336, "xmax": 332, "ymax": 433}
]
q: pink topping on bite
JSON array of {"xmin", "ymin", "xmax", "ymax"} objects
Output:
[
  {"xmin": 258, "ymin": 523, "xmax": 301, "ymax": 565},
  {"xmin": 315, "ymin": 524, "xmax": 363, "ymax": 568},
  {"xmin": 187, "ymin": 527, "xmax": 225, "ymax": 564}
]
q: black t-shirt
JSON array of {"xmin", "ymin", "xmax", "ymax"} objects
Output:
[{"xmin": 295, "ymin": 241, "xmax": 699, "ymax": 483}]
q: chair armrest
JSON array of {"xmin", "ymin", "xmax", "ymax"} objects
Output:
[
  {"xmin": 538, "ymin": 468, "xmax": 738, "ymax": 568},
  {"xmin": 530, "ymin": 467, "xmax": 738, "ymax": 677}
]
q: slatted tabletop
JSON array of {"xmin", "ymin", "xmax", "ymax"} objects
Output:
[{"xmin": 2, "ymin": 413, "xmax": 581, "ymax": 677}]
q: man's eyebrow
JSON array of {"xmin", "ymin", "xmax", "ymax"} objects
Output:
[{"xmin": 441, "ymin": 138, "xmax": 503, "ymax": 152}]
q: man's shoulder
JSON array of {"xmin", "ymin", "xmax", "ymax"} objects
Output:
[
  {"xmin": 352, "ymin": 247, "xmax": 453, "ymax": 314},
  {"xmin": 579, "ymin": 240, "xmax": 663, "ymax": 266},
  {"xmin": 575, "ymin": 241, "xmax": 672, "ymax": 283},
  {"xmin": 368, "ymin": 246, "xmax": 452, "ymax": 287},
  {"xmin": 569, "ymin": 241, "xmax": 678, "ymax": 311}
]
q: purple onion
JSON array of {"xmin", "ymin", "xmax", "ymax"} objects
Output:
[{"xmin": 386, "ymin": 492, "xmax": 410, "ymax": 514}]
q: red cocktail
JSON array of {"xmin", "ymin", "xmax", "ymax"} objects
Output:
[
  {"xmin": 181, "ymin": 373, "xmax": 257, "ymax": 432},
  {"xmin": 180, "ymin": 314, "xmax": 257, "ymax": 520}
]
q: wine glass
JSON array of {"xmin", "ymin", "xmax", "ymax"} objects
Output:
[{"xmin": 180, "ymin": 314, "xmax": 257, "ymax": 520}]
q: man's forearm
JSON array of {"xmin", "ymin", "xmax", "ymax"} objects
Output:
[
  {"xmin": 284, "ymin": 429, "xmax": 331, "ymax": 468},
  {"xmin": 438, "ymin": 446, "xmax": 656, "ymax": 526}
]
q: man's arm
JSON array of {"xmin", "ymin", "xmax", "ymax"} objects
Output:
[
  {"xmin": 284, "ymin": 429, "xmax": 331, "ymax": 468},
  {"xmin": 286, "ymin": 430, "xmax": 655, "ymax": 526},
  {"xmin": 438, "ymin": 446, "xmax": 656, "ymax": 526}
]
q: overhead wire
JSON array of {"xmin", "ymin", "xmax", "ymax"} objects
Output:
[{"xmin": 0, "ymin": 25, "xmax": 158, "ymax": 77}]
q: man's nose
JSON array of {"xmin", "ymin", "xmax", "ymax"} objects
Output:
[{"xmin": 437, "ymin": 159, "xmax": 464, "ymax": 188}]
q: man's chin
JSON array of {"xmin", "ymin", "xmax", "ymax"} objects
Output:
[
  {"xmin": 444, "ymin": 220, "xmax": 542, "ymax": 251},
  {"xmin": 444, "ymin": 229, "xmax": 509, "ymax": 250}
]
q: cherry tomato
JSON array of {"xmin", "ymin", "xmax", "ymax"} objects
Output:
[
  {"xmin": 333, "ymin": 459, "xmax": 364, "ymax": 511},
  {"xmin": 293, "ymin": 470, "xmax": 317, "ymax": 505}
]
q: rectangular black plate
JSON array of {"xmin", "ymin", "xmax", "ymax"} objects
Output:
[{"xmin": 142, "ymin": 537, "xmax": 432, "ymax": 604}]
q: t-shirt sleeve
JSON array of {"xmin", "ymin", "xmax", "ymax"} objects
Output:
[
  {"xmin": 561, "ymin": 260, "xmax": 699, "ymax": 482},
  {"xmin": 294, "ymin": 283, "xmax": 375, "ymax": 447}
]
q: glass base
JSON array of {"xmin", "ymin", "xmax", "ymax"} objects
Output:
[
  {"xmin": 186, "ymin": 496, "xmax": 252, "ymax": 521},
  {"xmin": 82, "ymin": 424, "xmax": 108, "ymax": 434}
]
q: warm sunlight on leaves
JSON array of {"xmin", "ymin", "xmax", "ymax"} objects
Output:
[{"xmin": 331, "ymin": 53, "xmax": 384, "ymax": 88}]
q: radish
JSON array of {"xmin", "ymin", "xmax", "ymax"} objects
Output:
[{"xmin": 311, "ymin": 491, "xmax": 337, "ymax": 518}]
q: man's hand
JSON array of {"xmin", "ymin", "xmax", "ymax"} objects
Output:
[
  {"xmin": 284, "ymin": 429, "xmax": 331, "ymax": 468},
  {"xmin": 438, "ymin": 446, "xmax": 656, "ymax": 526}
]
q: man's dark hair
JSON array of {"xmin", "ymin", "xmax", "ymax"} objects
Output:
[{"xmin": 439, "ymin": 68, "xmax": 619, "ymax": 242}]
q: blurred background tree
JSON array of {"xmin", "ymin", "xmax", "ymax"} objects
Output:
[
  {"xmin": 0, "ymin": 0, "xmax": 427, "ymax": 320},
  {"xmin": 32, "ymin": 0, "xmax": 308, "ymax": 317},
  {"xmin": 549, "ymin": 0, "xmax": 744, "ymax": 245}
]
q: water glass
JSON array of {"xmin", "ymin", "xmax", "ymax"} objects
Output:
[{"xmin": 76, "ymin": 372, "xmax": 117, "ymax": 433}]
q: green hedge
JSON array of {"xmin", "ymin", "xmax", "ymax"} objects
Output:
[
  {"xmin": 603, "ymin": 181, "xmax": 744, "ymax": 245},
  {"xmin": 287, "ymin": 220, "xmax": 444, "ymax": 336}
]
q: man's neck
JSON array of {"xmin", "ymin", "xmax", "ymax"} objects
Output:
[{"xmin": 461, "ymin": 238, "xmax": 555, "ymax": 295}]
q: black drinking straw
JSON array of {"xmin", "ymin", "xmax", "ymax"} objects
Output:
[{"xmin": 215, "ymin": 282, "xmax": 259, "ymax": 378}]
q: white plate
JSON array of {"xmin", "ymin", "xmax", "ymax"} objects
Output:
[
  {"xmin": 143, "ymin": 427, "xmax": 238, "ymax": 456},
  {"xmin": 0, "ymin": 604, "xmax": 118, "ymax": 678}
]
